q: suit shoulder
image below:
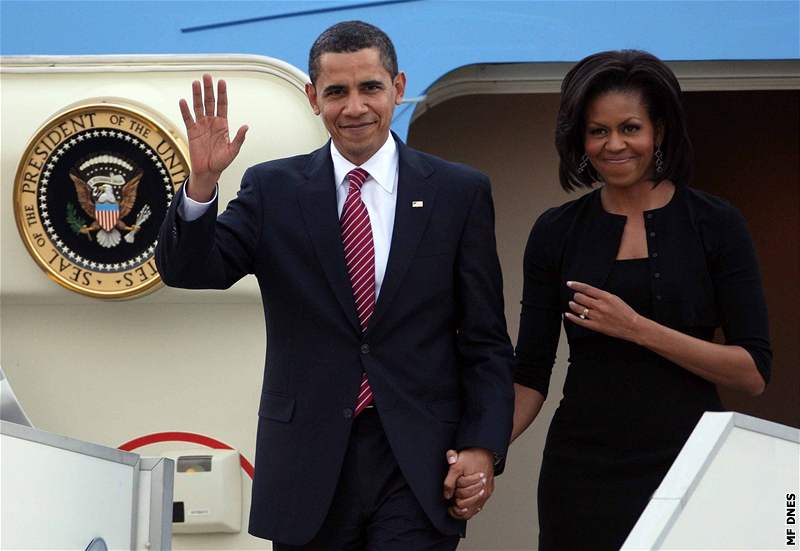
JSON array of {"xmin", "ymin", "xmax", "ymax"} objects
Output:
[
  {"xmin": 245, "ymin": 153, "xmax": 312, "ymax": 179},
  {"xmin": 234, "ymin": 153, "xmax": 314, "ymax": 198},
  {"xmin": 413, "ymin": 148, "xmax": 489, "ymax": 187}
]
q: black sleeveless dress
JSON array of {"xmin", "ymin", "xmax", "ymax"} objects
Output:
[{"xmin": 536, "ymin": 258, "xmax": 722, "ymax": 550}]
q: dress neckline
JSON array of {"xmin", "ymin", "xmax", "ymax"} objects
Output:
[
  {"xmin": 594, "ymin": 182, "xmax": 680, "ymax": 219},
  {"xmin": 614, "ymin": 257, "xmax": 649, "ymax": 262}
]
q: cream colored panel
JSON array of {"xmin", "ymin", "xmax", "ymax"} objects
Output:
[
  {"xmin": 1, "ymin": 302, "xmax": 267, "ymax": 549},
  {"xmin": 1, "ymin": 55, "xmax": 328, "ymax": 305}
]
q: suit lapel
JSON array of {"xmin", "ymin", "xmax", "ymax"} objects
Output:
[
  {"xmin": 369, "ymin": 139, "xmax": 436, "ymax": 331},
  {"xmin": 298, "ymin": 143, "xmax": 361, "ymax": 333}
]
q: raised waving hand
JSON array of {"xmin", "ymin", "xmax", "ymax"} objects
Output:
[{"xmin": 179, "ymin": 74, "xmax": 249, "ymax": 202}]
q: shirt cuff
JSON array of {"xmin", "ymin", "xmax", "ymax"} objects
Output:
[{"xmin": 178, "ymin": 180, "xmax": 217, "ymax": 221}]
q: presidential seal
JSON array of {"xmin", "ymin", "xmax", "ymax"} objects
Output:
[{"xmin": 14, "ymin": 103, "xmax": 189, "ymax": 299}]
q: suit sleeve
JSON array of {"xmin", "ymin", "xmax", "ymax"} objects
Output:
[
  {"xmin": 709, "ymin": 205, "xmax": 772, "ymax": 383},
  {"xmin": 155, "ymin": 168, "xmax": 262, "ymax": 290},
  {"xmin": 453, "ymin": 175, "xmax": 515, "ymax": 471},
  {"xmin": 513, "ymin": 210, "xmax": 562, "ymax": 398}
]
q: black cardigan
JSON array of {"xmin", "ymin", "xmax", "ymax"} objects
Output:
[{"xmin": 513, "ymin": 185, "xmax": 772, "ymax": 398}]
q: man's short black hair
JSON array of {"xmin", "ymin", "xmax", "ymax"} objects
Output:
[
  {"xmin": 308, "ymin": 20, "xmax": 398, "ymax": 84},
  {"xmin": 555, "ymin": 49, "xmax": 694, "ymax": 191}
]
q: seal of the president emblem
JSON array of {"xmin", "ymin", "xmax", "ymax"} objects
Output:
[{"xmin": 14, "ymin": 103, "xmax": 189, "ymax": 298}]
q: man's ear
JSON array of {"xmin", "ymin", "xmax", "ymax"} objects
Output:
[
  {"xmin": 305, "ymin": 82, "xmax": 320, "ymax": 115},
  {"xmin": 393, "ymin": 71, "xmax": 407, "ymax": 106}
]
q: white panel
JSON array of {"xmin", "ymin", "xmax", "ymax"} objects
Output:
[
  {"xmin": 1, "ymin": 434, "xmax": 135, "ymax": 550},
  {"xmin": 136, "ymin": 469, "xmax": 152, "ymax": 550},
  {"xmin": 624, "ymin": 413, "xmax": 800, "ymax": 550},
  {"xmin": 650, "ymin": 412, "xmax": 732, "ymax": 500},
  {"xmin": 660, "ymin": 427, "xmax": 799, "ymax": 550}
]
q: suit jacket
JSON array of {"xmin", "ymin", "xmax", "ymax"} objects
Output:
[{"xmin": 155, "ymin": 136, "xmax": 514, "ymax": 545}]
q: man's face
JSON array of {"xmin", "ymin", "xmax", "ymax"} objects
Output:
[{"xmin": 306, "ymin": 47, "xmax": 406, "ymax": 166}]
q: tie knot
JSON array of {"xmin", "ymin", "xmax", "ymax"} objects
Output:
[{"xmin": 347, "ymin": 168, "xmax": 369, "ymax": 191}]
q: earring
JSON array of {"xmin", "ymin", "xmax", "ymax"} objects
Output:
[
  {"xmin": 577, "ymin": 153, "xmax": 588, "ymax": 174},
  {"xmin": 655, "ymin": 145, "xmax": 664, "ymax": 174}
]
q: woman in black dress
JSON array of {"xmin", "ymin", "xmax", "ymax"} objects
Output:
[{"xmin": 509, "ymin": 51, "xmax": 772, "ymax": 550}]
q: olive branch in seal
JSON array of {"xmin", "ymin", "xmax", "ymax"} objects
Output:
[{"xmin": 66, "ymin": 202, "xmax": 87, "ymax": 235}]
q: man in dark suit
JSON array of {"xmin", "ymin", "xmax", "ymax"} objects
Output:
[{"xmin": 156, "ymin": 20, "xmax": 513, "ymax": 550}]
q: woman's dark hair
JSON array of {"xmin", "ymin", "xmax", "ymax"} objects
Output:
[
  {"xmin": 555, "ymin": 50, "xmax": 693, "ymax": 191},
  {"xmin": 308, "ymin": 21, "xmax": 398, "ymax": 85}
]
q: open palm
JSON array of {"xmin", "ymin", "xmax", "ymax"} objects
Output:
[{"xmin": 179, "ymin": 74, "xmax": 248, "ymax": 198}]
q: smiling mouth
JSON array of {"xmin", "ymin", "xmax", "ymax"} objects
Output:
[
  {"xmin": 340, "ymin": 121, "xmax": 376, "ymax": 130},
  {"xmin": 603, "ymin": 157, "xmax": 635, "ymax": 164}
]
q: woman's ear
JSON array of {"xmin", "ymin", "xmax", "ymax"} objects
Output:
[{"xmin": 655, "ymin": 121, "xmax": 665, "ymax": 147}]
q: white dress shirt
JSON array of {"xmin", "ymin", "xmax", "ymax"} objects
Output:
[{"xmin": 178, "ymin": 135, "xmax": 399, "ymax": 297}]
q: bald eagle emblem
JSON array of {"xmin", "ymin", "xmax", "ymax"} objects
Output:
[{"xmin": 68, "ymin": 154, "xmax": 152, "ymax": 248}]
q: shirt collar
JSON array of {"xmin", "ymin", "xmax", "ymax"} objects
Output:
[{"xmin": 331, "ymin": 135, "xmax": 398, "ymax": 194}]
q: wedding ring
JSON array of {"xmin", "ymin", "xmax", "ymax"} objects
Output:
[{"xmin": 579, "ymin": 308, "xmax": 589, "ymax": 320}]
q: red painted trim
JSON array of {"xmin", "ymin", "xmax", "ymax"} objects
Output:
[{"xmin": 118, "ymin": 431, "xmax": 254, "ymax": 479}]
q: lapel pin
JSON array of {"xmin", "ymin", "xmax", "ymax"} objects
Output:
[{"xmin": 412, "ymin": 201, "xmax": 424, "ymax": 208}]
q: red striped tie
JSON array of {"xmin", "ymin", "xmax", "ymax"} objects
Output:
[{"xmin": 340, "ymin": 168, "xmax": 375, "ymax": 416}]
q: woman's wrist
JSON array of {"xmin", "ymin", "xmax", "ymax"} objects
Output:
[{"xmin": 629, "ymin": 314, "xmax": 657, "ymax": 348}]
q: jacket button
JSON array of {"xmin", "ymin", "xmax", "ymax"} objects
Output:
[
  {"xmin": 654, "ymin": 272, "xmax": 661, "ymax": 279},
  {"xmin": 656, "ymin": 294, "xmax": 662, "ymax": 301},
  {"xmin": 646, "ymin": 213, "xmax": 653, "ymax": 219},
  {"xmin": 360, "ymin": 344, "xmax": 370, "ymax": 355},
  {"xmin": 649, "ymin": 231, "xmax": 656, "ymax": 237},
  {"xmin": 343, "ymin": 408, "xmax": 353, "ymax": 419},
  {"xmin": 651, "ymin": 252, "xmax": 658, "ymax": 258}
]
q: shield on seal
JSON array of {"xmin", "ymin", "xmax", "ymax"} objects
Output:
[{"xmin": 95, "ymin": 202, "xmax": 119, "ymax": 232}]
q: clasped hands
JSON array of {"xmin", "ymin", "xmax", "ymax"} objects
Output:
[
  {"xmin": 442, "ymin": 447, "xmax": 494, "ymax": 520},
  {"xmin": 442, "ymin": 282, "xmax": 644, "ymax": 521}
]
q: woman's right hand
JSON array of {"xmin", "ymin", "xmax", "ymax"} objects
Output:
[{"xmin": 178, "ymin": 74, "xmax": 249, "ymax": 202}]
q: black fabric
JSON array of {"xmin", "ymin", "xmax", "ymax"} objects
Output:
[
  {"xmin": 272, "ymin": 409, "xmax": 460, "ymax": 551},
  {"xmin": 513, "ymin": 187, "xmax": 772, "ymax": 550},
  {"xmin": 542, "ymin": 259, "xmax": 722, "ymax": 550},
  {"xmin": 514, "ymin": 185, "xmax": 771, "ymax": 398}
]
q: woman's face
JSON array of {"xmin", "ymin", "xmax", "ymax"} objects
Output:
[{"xmin": 583, "ymin": 90, "xmax": 663, "ymax": 189}]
